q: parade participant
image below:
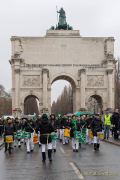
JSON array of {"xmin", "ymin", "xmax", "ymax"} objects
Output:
[
  {"xmin": 86, "ymin": 115, "xmax": 94, "ymax": 144},
  {"xmin": 111, "ymin": 109, "xmax": 120, "ymax": 140},
  {"xmin": 70, "ymin": 115, "xmax": 80, "ymax": 152},
  {"xmin": 59, "ymin": 115, "xmax": 66, "ymax": 144},
  {"xmin": 4, "ymin": 117, "xmax": 15, "ymax": 154},
  {"xmin": 104, "ymin": 111, "xmax": 111, "ymax": 140},
  {"xmin": 91, "ymin": 114, "xmax": 103, "ymax": 151},
  {"xmin": 0, "ymin": 119, "xmax": 4, "ymax": 137},
  {"xmin": 63, "ymin": 125, "xmax": 70, "ymax": 144},
  {"xmin": 36, "ymin": 114, "xmax": 54, "ymax": 163},
  {"xmin": 14, "ymin": 118, "xmax": 22, "ymax": 148},
  {"xmin": 23, "ymin": 119, "xmax": 34, "ymax": 153},
  {"xmin": 79, "ymin": 115, "xmax": 87, "ymax": 146},
  {"xmin": 63, "ymin": 118, "xmax": 71, "ymax": 144},
  {"xmin": 36, "ymin": 118, "xmax": 41, "ymax": 147},
  {"xmin": 50, "ymin": 113, "xmax": 57, "ymax": 152}
]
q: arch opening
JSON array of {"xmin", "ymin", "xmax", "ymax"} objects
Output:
[
  {"xmin": 87, "ymin": 95, "xmax": 103, "ymax": 114},
  {"xmin": 51, "ymin": 75, "xmax": 76, "ymax": 115},
  {"xmin": 24, "ymin": 95, "xmax": 40, "ymax": 115}
]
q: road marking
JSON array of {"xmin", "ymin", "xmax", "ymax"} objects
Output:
[
  {"xmin": 70, "ymin": 162, "xmax": 84, "ymax": 179},
  {"xmin": 59, "ymin": 147, "xmax": 65, "ymax": 154}
]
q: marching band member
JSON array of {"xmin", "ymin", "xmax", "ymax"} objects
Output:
[
  {"xmin": 36, "ymin": 114, "xmax": 54, "ymax": 163},
  {"xmin": 23, "ymin": 119, "xmax": 34, "ymax": 153},
  {"xmin": 91, "ymin": 114, "xmax": 103, "ymax": 151},
  {"xmin": 70, "ymin": 115, "xmax": 80, "ymax": 152},
  {"xmin": 50, "ymin": 113, "xmax": 57, "ymax": 152},
  {"xmin": 14, "ymin": 118, "xmax": 22, "ymax": 148},
  {"xmin": 4, "ymin": 117, "xmax": 15, "ymax": 154}
]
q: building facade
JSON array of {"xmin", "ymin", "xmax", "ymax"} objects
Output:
[{"xmin": 10, "ymin": 29, "xmax": 116, "ymax": 116}]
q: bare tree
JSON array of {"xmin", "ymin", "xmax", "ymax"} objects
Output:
[
  {"xmin": 51, "ymin": 85, "xmax": 73, "ymax": 115},
  {"xmin": 0, "ymin": 85, "xmax": 12, "ymax": 116}
]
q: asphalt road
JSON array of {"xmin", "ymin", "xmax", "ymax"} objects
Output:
[{"xmin": 0, "ymin": 141, "xmax": 120, "ymax": 180}]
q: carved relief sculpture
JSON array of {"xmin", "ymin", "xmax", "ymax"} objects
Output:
[
  {"xmin": 87, "ymin": 75, "xmax": 104, "ymax": 87},
  {"xmin": 23, "ymin": 76, "xmax": 40, "ymax": 87}
]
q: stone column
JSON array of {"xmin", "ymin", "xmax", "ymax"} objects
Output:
[
  {"xmin": 80, "ymin": 69, "xmax": 86, "ymax": 108},
  {"xmin": 74, "ymin": 87, "xmax": 80, "ymax": 112},
  {"xmin": 15, "ymin": 69, "xmax": 20, "ymax": 108},
  {"xmin": 42, "ymin": 69, "xmax": 49, "ymax": 111},
  {"xmin": 48, "ymin": 84, "xmax": 51, "ymax": 114},
  {"xmin": 107, "ymin": 69, "xmax": 113, "ymax": 108}
]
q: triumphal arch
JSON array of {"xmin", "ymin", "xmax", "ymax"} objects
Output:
[{"xmin": 10, "ymin": 8, "xmax": 116, "ymax": 116}]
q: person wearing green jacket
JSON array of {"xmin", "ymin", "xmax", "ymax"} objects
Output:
[{"xmin": 70, "ymin": 115, "xmax": 80, "ymax": 152}]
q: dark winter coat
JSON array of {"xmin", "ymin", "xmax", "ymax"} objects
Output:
[
  {"xmin": 14, "ymin": 122, "xmax": 22, "ymax": 132},
  {"xmin": 111, "ymin": 112, "xmax": 120, "ymax": 129},
  {"xmin": 86, "ymin": 117, "xmax": 93, "ymax": 129},
  {"xmin": 60, "ymin": 118, "xmax": 66, "ymax": 129},
  {"xmin": 23, "ymin": 121, "xmax": 34, "ymax": 133},
  {"xmin": 50, "ymin": 118, "xmax": 57, "ymax": 131},
  {"xmin": 37, "ymin": 119, "xmax": 54, "ymax": 144},
  {"xmin": 4, "ymin": 123, "xmax": 15, "ymax": 136},
  {"xmin": 91, "ymin": 117, "xmax": 103, "ymax": 136}
]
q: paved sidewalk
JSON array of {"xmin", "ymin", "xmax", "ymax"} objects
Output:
[{"xmin": 104, "ymin": 137, "xmax": 120, "ymax": 146}]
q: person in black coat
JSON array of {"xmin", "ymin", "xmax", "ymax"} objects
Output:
[
  {"xmin": 91, "ymin": 114, "xmax": 103, "ymax": 150},
  {"xmin": 111, "ymin": 109, "xmax": 120, "ymax": 140},
  {"xmin": 4, "ymin": 118, "xmax": 16, "ymax": 153},
  {"xmin": 0, "ymin": 119, "xmax": 4, "ymax": 137},
  {"xmin": 14, "ymin": 118, "xmax": 23, "ymax": 148},
  {"xmin": 36, "ymin": 114, "xmax": 54, "ymax": 162},
  {"xmin": 50, "ymin": 114, "xmax": 57, "ymax": 152}
]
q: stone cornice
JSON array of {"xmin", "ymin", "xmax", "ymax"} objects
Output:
[{"xmin": 10, "ymin": 58, "xmax": 24, "ymax": 65}]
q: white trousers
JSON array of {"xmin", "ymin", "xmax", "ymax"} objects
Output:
[
  {"xmin": 26, "ymin": 138, "xmax": 34, "ymax": 152},
  {"xmin": 52, "ymin": 140, "xmax": 57, "ymax": 149},
  {"xmin": 93, "ymin": 136, "xmax": 100, "ymax": 144},
  {"xmin": 14, "ymin": 138, "xmax": 21, "ymax": 147},
  {"xmin": 63, "ymin": 137, "xmax": 69, "ymax": 144},
  {"xmin": 41, "ymin": 143, "xmax": 52, "ymax": 152},
  {"xmin": 38, "ymin": 131, "xmax": 41, "ymax": 145},
  {"xmin": 72, "ymin": 138, "xmax": 79, "ymax": 150},
  {"xmin": 59, "ymin": 129, "xmax": 64, "ymax": 140}
]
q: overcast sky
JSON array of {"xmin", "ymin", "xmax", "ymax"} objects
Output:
[{"xmin": 0, "ymin": 0, "xmax": 120, "ymax": 102}]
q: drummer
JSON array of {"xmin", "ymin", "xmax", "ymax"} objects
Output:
[
  {"xmin": 36, "ymin": 114, "xmax": 54, "ymax": 163},
  {"xmin": 23, "ymin": 119, "xmax": 35, "ymax": 153},
  {"xmin": 70, "ymin": 115, "xmax": 80, "ymax": 152},
  {"xmin": 50, "ymin": 113, "xmax": 57, "ymax": 152},
  {"xmin": 14, "ymin": 118, "xmax": 22, "ymax": 148},
  {"xmin": 4, "ymin": 117, "xmax": 15, "ymax": 153},
  {"xmin": 91, "ymin": 114, "xmax": 103, "ymax": 151}
]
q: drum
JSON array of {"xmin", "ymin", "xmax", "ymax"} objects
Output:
[
  {"xmin": 33, "ymin": 134, "xmax": 39, "ymax": 144},
  {"xmin": 74, "ymin": 131, "xmax": 81, "ymax": 139},
  {"xmin": 64, "ymin": 128, "xmax": 70, "ymax": 137},
  {"xmin": 79, "ymin": 134, "xmax": 86, "ymax": 144},
  {"xmin": 97, "ymin": 132, "xmax": 104, "ymax": 140},
  {"xmin": 51, "ymin": 132, "xmax": 58, "ymax": 140},
  {"xmin": 88, "ymin": 129, "xmax": 93, "ymax": 139},
  {"xmin": 5, "ymin": 135, "xmax": 13, "ymax": 143},
  {"xmin": 16, "ymin": 130, "xmax": 24, "ymax": 139},
  {"xmin": 24, "ymin": 132, "xmax": 31, "ymax": 139}
]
